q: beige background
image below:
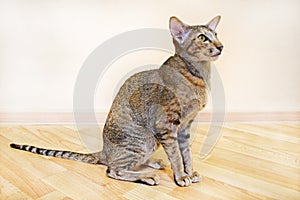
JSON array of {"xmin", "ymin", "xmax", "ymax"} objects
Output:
[{"xmin": 0, "ymin": 0, "xmax": 299, "ymax": 113}]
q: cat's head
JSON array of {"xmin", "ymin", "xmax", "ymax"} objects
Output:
[{"xmin": 169, "ymin": 16, "xmax": 223, "ymax": 62}]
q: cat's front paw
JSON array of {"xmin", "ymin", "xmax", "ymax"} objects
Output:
[
  {"xmin": 188, "ymin": 171, "xmax": 202, "ymax": 183},
  {"xmin": 175, "ymin": 175, "xmax": 192, "ymax": 187}
]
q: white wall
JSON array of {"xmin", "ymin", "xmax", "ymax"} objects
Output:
[{"xmin": 0, "ymin": 0, "xmax": 299, "ymax": 113}]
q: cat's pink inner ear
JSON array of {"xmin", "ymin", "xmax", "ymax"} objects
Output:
[
  {"xmin": 207, "ymin": 16, "xmax": 221, "ymax": 30},
  {"xmin": 169, "ymin": 17, "xmax": 190, "ymax": 43}
]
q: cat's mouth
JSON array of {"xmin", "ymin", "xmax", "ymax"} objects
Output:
[{"xmin": 210, "ymin": 53, "xmax": 221, "ymax": 61}]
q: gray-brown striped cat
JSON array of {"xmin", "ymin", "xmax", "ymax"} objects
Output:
[{"xmin": 10, "ymin": 16, "xmax": 223, "ymax": 187}]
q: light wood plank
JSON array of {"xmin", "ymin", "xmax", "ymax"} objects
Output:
[
  {"xmin": 207, "ymin": 148, "xmax": 300, "ymax": 191},
  {"xmin": 193, "ymin": 177, "xmax": 270, "ymax": 200},
  {"xmin": 224, "ymin": 123, "xmax": 300, "ymax": 143},
  {"xmin": 36, "ymin": 190, "xmax": 72, "ymax": 200},
  {"xmin": 43, "ymin": 170, "xmax": 128, "ymax": 200},
  {"xmin": 123, "ymin": 185, "xmax": 178, "ymax": 200},
  {"xmin": 0, "ymin": 154, "xmax": 55, "ymax": 199},
  {"xmin": 211, "ymin": 127, "xmax": 300, "ymax": 169},
  {"xmin": 197, "ymin": 161, "xmax": 300, "ymax": 200},
  {"xmin": 0, "ymin": 176, "xmax": 32, "ymax": 200}
]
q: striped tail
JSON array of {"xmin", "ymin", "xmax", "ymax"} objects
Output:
[{"xmin": 10, "ymin": 143, "xmax": 106, "ymax": 165}]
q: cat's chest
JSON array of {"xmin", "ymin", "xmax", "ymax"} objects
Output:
[
  {"xmin": 159, "ymin": 63, "xmax": 209, "ymax": 126},
  {"xmin": 160, "ymin": 66, "xmax": 209, "ymax": 108},
  {"xmin": 179, "ymin": 90, "xmax": 207, "ymax": 126}
]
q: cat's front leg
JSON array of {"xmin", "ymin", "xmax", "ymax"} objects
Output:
[
  {"xmin": 178, "ymin": 125, "xmax": 201, "ymax": 183},
  {"xmin": 160, "ymin": 131, "xmax": 192, "ymax": 187},
  {"xmin": 153, "ymin": 104, "xmax": 192, "ymax": 186}
]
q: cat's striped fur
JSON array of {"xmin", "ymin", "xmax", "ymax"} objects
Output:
[
  {"xmin": 10, "ymin": 143, "xmax": 106, "ymax": 165},
  {"xmin": 10, "ymin": 16, "xmax": 223, "ymax": 187}
]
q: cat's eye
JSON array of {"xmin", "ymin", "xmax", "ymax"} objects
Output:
[{"xmin": 198, "ymin": 34, "xmax": 208, "ymax": 42}]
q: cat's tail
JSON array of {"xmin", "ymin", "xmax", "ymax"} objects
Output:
[{"xmin": 10, "ymin": 143, "xmax": 107, "ymax": 165}]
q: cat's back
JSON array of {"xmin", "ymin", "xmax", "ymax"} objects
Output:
[
  {"xmin": 107, "ymin": 69, "xmax": 164, "ymax": 117},
  {"xmin": 117, "ymin": 69, "xmax": 163, "ymax": 100}
]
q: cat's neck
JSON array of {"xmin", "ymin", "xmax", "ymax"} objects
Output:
[{"xmin": 176, "ymin": 55, "xmax": 211, "ymax": 82}]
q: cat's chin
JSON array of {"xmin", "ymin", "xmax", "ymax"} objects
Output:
[{"xmin": 210, "ymin": 55, "xmax": 219, "ymax": 61}]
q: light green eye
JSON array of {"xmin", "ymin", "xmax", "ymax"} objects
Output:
[{"xmin": 198, "ymin": 34, "xmax": 208, "ymax": 42}]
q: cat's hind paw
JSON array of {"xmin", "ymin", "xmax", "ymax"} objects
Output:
[
  {"xmin": 145, "ymin": 158, "xmax": 167, "ymax": 170},
  {"xmin": 140, "ymin": 174, "xmax": 160, "ymax": 186}
]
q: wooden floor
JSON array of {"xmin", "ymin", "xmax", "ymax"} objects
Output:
[{"xmin": 0, "ymin": 123, "xmax": 299, "ymax": 200}]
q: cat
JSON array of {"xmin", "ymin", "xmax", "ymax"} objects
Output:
[{"xmin": 10, "ymin": 16, "xmax": 223, "ymax": 187}]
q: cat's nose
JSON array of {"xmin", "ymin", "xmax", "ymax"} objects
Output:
[{"xmin": 217, "ymin": 45, "xmax": 223, "ymax": 52}]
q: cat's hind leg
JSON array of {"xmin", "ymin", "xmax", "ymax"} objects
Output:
[
  {"xmin": 104, "ymin": 132, "xmax": 160, "ymax": 185},
  {"xmin": 106, "ymin": 167, "xmax": 160, "ymax": 186},
  {"xmin": 105, "ymin": 150, "xmax": 161, "ymax": 185}
]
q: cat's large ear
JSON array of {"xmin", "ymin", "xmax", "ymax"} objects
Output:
[
  {"xmin": 207, "ymin": 16, "xmax": 221, "ymax": 30},
  {"xmin": 169, "ymin": 17, "xmax": 190, "ymax": 44}
]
